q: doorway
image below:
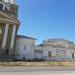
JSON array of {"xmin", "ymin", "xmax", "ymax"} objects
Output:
[
  {"xmin": 48, "ymin": 51, "xmax": 52, "ymax": 57},
  {"xmin": 72, "ymin": 53, "xmax": 74, "ymax": 59}
]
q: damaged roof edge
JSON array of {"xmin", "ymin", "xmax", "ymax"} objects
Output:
[{"xmin": 17, "ymin": 35, "xmax": 36, "ymax": 40}]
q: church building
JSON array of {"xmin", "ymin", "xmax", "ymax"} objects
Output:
[
  {"xmin": 0, "ymin": 0, "xmax": 75, "ymax": 61},
  {"xmin": 0, "ymin": 0, "xmax": 19, "ymax": 58}
]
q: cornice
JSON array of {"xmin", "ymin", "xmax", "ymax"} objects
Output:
[{"xmin": 0, "ymin": 17, "xmax": 20, "ymax": 25}]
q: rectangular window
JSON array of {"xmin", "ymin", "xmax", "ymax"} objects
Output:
[
  {"xmin": 48, "ymin": 51, "xmax": 52, "ymax": 57},
  {"xmin": 56, "ymin": 50, "xmax": 65, "ymax": 56}
]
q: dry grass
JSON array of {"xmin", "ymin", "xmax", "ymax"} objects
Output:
[{"xmin": 0, "ymin": 61, "xmax": 75, "ymax": 66}]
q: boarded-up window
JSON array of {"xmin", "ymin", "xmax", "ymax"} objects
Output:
[
  {"xmin": 72, "ymin": 53, "xmax": 74, "ymax": 59},
  {"xmin": 48, "ymin": 51, "xmax": 52, "ymax": 57},
  {"xmin": 34, "ymin": 50, "xmax": 43, "ymax": 58}
]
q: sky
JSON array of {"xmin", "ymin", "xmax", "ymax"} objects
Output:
[{"xmin": 16, "ymin": 0, "xmax": 75, "ymax": 44}]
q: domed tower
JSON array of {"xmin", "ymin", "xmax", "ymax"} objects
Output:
[
  {"xmin": 1, "ymin": 0, "xmax": 18, "ymax": 18},
  {"xmin": 0, "ymin": 0, "xmax": 20, "ymax": 57}
]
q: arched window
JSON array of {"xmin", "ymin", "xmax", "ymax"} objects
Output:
[{"xmin": 0, "ymin": 3, "xmax": 3, "ymax": 11}]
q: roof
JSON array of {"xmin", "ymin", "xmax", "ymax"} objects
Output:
[
  {"xmin": 17, "ymin": 35, "xmax": 36, "ymax": 40},
  {"xmin": 44, "ymin": 38, "xmax": 74, "ymax": 45}
]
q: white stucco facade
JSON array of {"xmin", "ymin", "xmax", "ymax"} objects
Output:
[
  {"xmin": 36, "ymin": 39, "xmax": 75, "ymax": 61},
  {"xmin": 15, "ymin": 37, "xmax": 75, "ymax": 61},
  {"xmin": 15, "ymin": 35, "xmax": 35, "ymax": 59}
]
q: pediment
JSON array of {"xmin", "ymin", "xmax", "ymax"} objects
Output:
[
  {"xmin": 0, "ymin": 11, "xmax": 20, "ymax": 25},
  {"xmin": 0, "ymin": 11, "xmax": 13, "ymax": 19}
]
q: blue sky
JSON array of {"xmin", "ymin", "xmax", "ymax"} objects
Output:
[{"xmin": 16, "ymin": 0, "xmax": 75, "ymax": 44}]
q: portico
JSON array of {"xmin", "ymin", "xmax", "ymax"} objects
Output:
[
  {"xmin": 0, "ymin": 0, "xmax": 20, "ymax": 57},
  {"xmin": 0, "ymin": 21, "xmax": 18, "ymax": 55},
  {"xmin": 0, "ymin": 13, "xmax": 19, "ymax": 56},
  {"xmin": 1, "ymin": 23, "xmax": 16, "ymax": 49}
]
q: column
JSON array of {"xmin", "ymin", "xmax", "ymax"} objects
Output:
[
  {"xmin": 10, "ymin": 25, "xmax": 16, "ymax": 49},
  {"xmin": 2, "ymin": 24, "xmax": 9, "ymax": 48}
]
